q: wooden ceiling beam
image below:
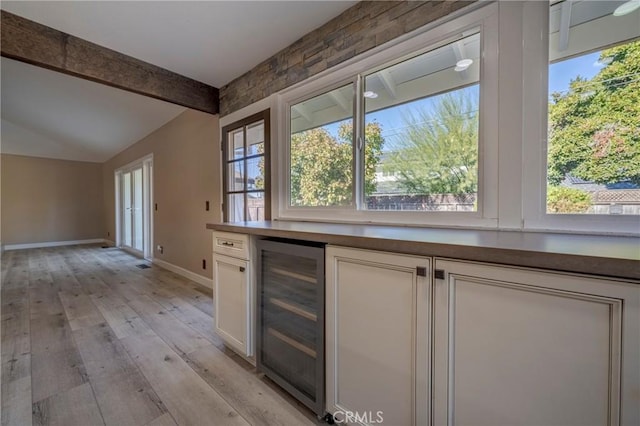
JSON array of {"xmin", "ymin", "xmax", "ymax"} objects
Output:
[{"xmin": 1, "ymin": 10, "xmax": 219, "ymax": 114}]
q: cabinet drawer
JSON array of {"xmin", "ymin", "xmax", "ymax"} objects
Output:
[{"xmin": 213, "ymin": 231, "xmax": 249, "ymax": 259}]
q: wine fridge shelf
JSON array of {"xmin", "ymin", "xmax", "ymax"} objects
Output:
[{"xmin": 256, "ymin": 238, "xmax": 325, "ymax": 417}]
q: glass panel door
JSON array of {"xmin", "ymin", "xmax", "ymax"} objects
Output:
[
  {"xmin": 120, "ymin": 165, "xmax": 144, "ymax": 254},
  {"xmin": 122, "ymin": 171, "xmax": 132, "ymax": 247},
  {"xmin": 133, "ymin": 167, "xmax": 143, "ymax": 251}
]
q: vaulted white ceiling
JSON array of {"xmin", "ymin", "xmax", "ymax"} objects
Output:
[
  {"xmin": 1, "ymin": 1, "xmax": 358, "ymax": 88},
  {"xmin": 0, "ymin": 1, "xmax": 357, "ymax": 162},
  {"xmin": 1, "ymin": 57, "xmax": 187, "ymax": 162}
]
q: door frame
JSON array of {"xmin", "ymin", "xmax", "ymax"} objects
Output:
[{"xmin": 114, "ymin": 154, "xmax": 154, "ymax": 260}]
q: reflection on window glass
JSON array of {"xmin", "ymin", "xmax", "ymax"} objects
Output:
[
  {"xmin": 246, "ymin": 156, "xmax": 264, "ymax": 191},
  {"xmin": 364, "ymin": 32, "xmax": 480, "ymax": 212},
  {"xmin": 247, "ymin": 121, "xmax": 264, "ymax": 156},
  {"xmin": 247, "ymin": 194, "xmax": 265, "ymax": 221},
  {"xmin": 547, "ymin": 1, "xmax": 639, "ymax": 215},
  {"xmin": 290, "ymin": 84, "xmax": 354, "ymax": 207},
  {"xmin": 229, "ymin": 129, "xmax": 244, "ymax": 160},
  {"xmin": 228, "ymin": 161, "xmax": 244, "ymax": 192},
  {"xmin": 227, "ymin": 193, "xmax": 245, "ymax": 223}
]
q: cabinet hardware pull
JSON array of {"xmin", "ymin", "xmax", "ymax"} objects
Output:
[
  {"xmin": 434, "ymin": 269, "xmax": 445, "ymax": 280},
  {"xmin": 416, "ymin": 266, "xmax": 427, "ymax": 277},
  {"xmin": 221, "ymin": 241, "xmax": 234, "ymax": 246},
  {"xmin": 239, "ymin": 266, "xmax": 245, "ymax": 272}
]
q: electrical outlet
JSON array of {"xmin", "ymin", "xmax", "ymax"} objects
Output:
[
  {"xmin": 202, "ymin": 259, "xmax": 206, "ymax": 269},
  {"xmin": 205, "ymin": 201, "xmax": 210, "ymax": 211},
  {"xmin": 157, "ymin": 245, "xmax": 163, "ymax": 254},
  {"xmin": 107, "ymin": 231, "xmax": 110, "ymax": 237}
]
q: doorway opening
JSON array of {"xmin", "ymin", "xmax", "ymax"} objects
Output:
[{"xmin": 115, "ymin": 154, "xmax": 153, "ymax": 259}]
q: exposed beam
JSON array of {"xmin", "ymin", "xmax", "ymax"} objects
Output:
[
  {"xmin": 558, "ymin": 0, "xmax": 573, "ymax": 52},
  {"xmin": 329, "ymin": 91, "xmax": 350, "ymax": 114},
  {"xmin": 1, "ymin": 10, "xmax": 219, "ymax": 114},
  {"xmin": 378, "ymin": 69, "xmax": 397, "ymax": 99},
  {"xmin": 292, "ymin": 104, "xmax": 312, "ymax": 123}
]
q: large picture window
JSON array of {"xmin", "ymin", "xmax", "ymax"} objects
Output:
[
  {"xmin": 289, "ymin": 84, "xmax": 354, "ymax": 207},
  {"xmin": 547, "ymin": 0, "xmax": 639, "ymax": 216},
  {"xmin": 364, "ymin": 31, "xmax": 480, "ymax": 212},
  {"xmin": 222, "ymin": 110, "xmax": 270, "ymax": 222},
  {"xmin": 286, "ymin": 29, "xmax": 485, "ymax": 217}
]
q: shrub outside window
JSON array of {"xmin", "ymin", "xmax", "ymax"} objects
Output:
[
  {"xmin": 547, "ymin": 0, "xmax": 640, "ymax": 216},
  {"xmin": 289, "ymin": 84, "xmax": 354, "ymax": 207},
  {"xmin": 364, "ymin": 31, "xmax": 480, "ymax": 212},
  {"xmin": 287, "ymin": 31, "xmax": 482, "ymax": 215}
]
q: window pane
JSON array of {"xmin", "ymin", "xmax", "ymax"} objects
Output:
[
  {"xmin": 290, "ymin": 84, "xmax": 354, "ymax": 207},
  {"xmin": 228, "ymin": 129, "xmax": 244, "ymax": 160},
  {"xmin": 227, "ymin": 193, "xmax": 245, "ymax": 222},
  {"xmin": 247, "ymin": 120, "xmax": 265, "ymax": 156},
  {"xmin": 547, "ymin": 1, "xmax": 639, "ymax": 215},
  {"xmin": 133, "ymin": 168, "xmax": 143, "ymax": 251},
  {"xmin": 228, "ymin": 161, "xmax": 245, "ymax": 191},
  {"xmin": 123, "ymin": 172, "xmax": 132, "ymax": 246},
  {"xmin": 364, "ymin": 32, "xmax": 480, "ymax": 211},
  {"xmin": 247, "ymin": 156, "xmax": 264, "ymax": 191},
  {"xmin": 247, "ymin": 192, "xmax": 265, "ymax": 221}
]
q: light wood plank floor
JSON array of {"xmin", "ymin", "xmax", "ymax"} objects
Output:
[{"xmin": 1, "ymin": 245, "xmax": 318, "ymax": 426}]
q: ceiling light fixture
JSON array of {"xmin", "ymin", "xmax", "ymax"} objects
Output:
[
  {"xmin": 613, "ymin": 0, "xmax": 640, "ymax": 16},
  {"xmin": 454, "ymin": 58, "xmax": 473, "ymax": 72},
  {"xmin": 363, "ymin": 91, "xmax": 378, "ymax": 99}
]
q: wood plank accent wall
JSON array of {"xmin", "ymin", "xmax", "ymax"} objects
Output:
[
  {"xmin": 219, "ymin": 0, "xmax": 474, "ymax": 116},
  {"xmin": 1, "ymin": 10, "xmax": 219, "ymax": 114}
]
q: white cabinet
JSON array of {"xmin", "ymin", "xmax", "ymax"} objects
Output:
[
  {"xmin": 433, "ymin": 259, "xmax": 639, "ymax": 426},
  {"xmin": 326, "ymin": 247, "xmax": 639, "ymax": 426},
  {"xmin": 326, "ymin": 246, "xmax": 431, "ymax": 426},
  {"xmin": 212, "ymin": 231, "xmax": 254, "ymax": 358}
]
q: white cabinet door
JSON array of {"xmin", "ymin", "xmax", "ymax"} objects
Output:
[
  {"xmin": 433, "ymin": 259, "xmax": 639, "ymax": 426},
  {"xmin": 326, "ymin": 246, "xmax": 431, "ymax": 426},
  {"xmin": 213, "ymin": 254, "xmax": 252, "ymax": 356}
]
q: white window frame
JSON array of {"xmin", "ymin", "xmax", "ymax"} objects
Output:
[
  {"xmin": 220, "ymin": 0, "xmax": 639, "ymax": 235},
  {"xmin": 283, "ymin": 76, "xmax": 358, "ymax": 212},
  {"xmin": 521, "ymin": 1, "xmax": 640, "ymax": 236},
  {"xmin": 275, "ymin": 4, "xmax": 499, "ymax": 228}
]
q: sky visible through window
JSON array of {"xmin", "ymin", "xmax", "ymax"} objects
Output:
[
  {"xmin": 546, "ymin": 40, "xmax": 640, "ymax": 215},
  {"xmin": 315, "ymin": 52, "xmax": 602, "ymax": 150},
  {"xmin": 284, "ymin": 50, "xmax": 607, "ymax": 207},
  {"xmin": 320, "ymin": 85, "xmax": 479, "ymax": 153},
  {"xmin": 549, "ymin": 51, "xmax": 602, "ymax": 97}
]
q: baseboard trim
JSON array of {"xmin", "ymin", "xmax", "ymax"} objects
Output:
[
  {"xmin": 152, "ymin": 258, "xmax": 213, "ymax": 289},
  {"xmin": 4, "ymin": 238, "xmax": 106, "ymax": 251}
]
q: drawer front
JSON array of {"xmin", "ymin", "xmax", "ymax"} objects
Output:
[{"xmin": 213, "ymin": 231, "xmax": 250, "ymax": 259}]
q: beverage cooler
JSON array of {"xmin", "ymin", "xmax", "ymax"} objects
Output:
[{"xmin": 255, "ymin": 238, "xmax": 325, "ymax": 417}]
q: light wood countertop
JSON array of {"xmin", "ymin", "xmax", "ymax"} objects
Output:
[{"xmin": 207, "ymin": 221, "xmax": 640, "ymax": 280}]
